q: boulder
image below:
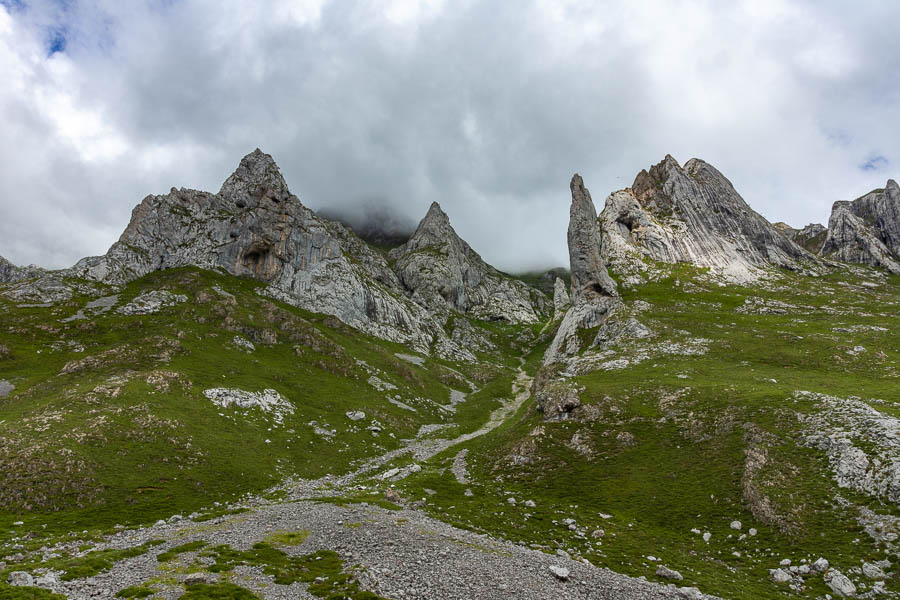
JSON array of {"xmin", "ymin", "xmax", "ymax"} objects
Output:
[
  {"xmin": 770, "ymin": 568, "xmax": 792, "ymax": 584},
  {"xmin": 7, "ymin": 571, "xmax": 34, "ymax": 586},
  {"xmin": 656, "ymin": 565, "xmax": 683, "ymax": 581},
  {"xmin": 824, "ymin": 569, "xmax": 857, "ymax": 598}
]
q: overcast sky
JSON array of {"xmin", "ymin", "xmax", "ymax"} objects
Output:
[{"xmin": 2, "ymin": 0, "xmax": 899, "ymax": 272}]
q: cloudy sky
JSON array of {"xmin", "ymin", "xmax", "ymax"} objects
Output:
[{"xmin": 2, "ymin": 0, "xmax": 899, "ymax": 272}]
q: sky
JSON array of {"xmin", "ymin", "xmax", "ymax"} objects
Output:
[{"xmin": 1, "ymin": 0, "xmax": 899, "ymax": 273}]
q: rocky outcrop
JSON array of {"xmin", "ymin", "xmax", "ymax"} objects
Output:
[
  {"xmin": 568, "ymin": 175, "xmax": 618, "ymax": 299},
  {"xmin": 11, "ymin": 149, "xmax": 475, "ymax": 359},
  {"xmin": 787, "ymin": 223, "xmax": 827, "ymax": 254},
  {"xmin": 599, "ymin": 156, "xmax": 817, "ymax": 283},
  {"xmin": 0, "ymin": 256, "xmax": 42, "ymax": 284},
  {"xmin": 552, "ymin": 277, "xmax": 570, "ymax": 316},
  {"xmin": 389, "ymin": 202, "xmax": 548, "ymax": 323},
  {"xmin": 544, "ymin": 175, "xmax": 621, "ymax": 365},
  {"xmin": 821, "ymin": 180, "xmax": 900, "ymax": 274}
]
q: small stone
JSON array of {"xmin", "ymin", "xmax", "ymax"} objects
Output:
[
  {"xmin": 345, "ymin": 411, "xmax": 366, "ymax": 421},
  {"xmin": 524, "ymin": 500, "xmax": 536, "ymax": 508},
  {"xmin": 183, "ymin": 575, "xmax": 207, "ymax": 586},
  {"xmin": 656, "ymin": 565, "xmax": 683, "ymax": 581},
  {"xmin": 748, "ymin": 528, "xmax": 757, "ymax": 536},
  {"xmin": 507, "ymin": 497, "xmax": 517, "ymax": 506},
  {"xmin": 730, "ymin": 520, "xmax": 741, "ymax": 530},
  {"xmin": 591, "ymin": 529, "xmax": 605, "ymax": 538},
  {"xmin": 702, "ymin": 532, "xmax": 711, "ymax": 543},
  {"xmin": 677, "ymin": 587, "xmax": 703, "ymax": 600},
  {"xmin": 780, "ymin": 559, "xmax": 792, "ymax": 567},
  {"xmin": 549, "ymin": 565, "xmax": 570, "ymax": 581}
]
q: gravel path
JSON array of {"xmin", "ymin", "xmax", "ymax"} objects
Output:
[{"xmin": 53, "ymin": 500, "xmax": 710, "ymax": 600}]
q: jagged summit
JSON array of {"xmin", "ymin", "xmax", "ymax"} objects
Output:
[
  {"xmin": 821, "ymin": 179, "xmax": 900, "ymax": 273},
  {"xmin": 389, "ymin": 201, "xmax": 548, "ymax": 323},
  {"xmin": 543, "ymin": 174, "xmax": 621, "ymax": 364},
  {"xmin": 218, "ymin": 148, "xmax": 291, "ymax": 206},
  {"xmin": 599, "ymin": 155, "xmax": 817, "ymax": 283},
  {"xmin": 568, "ymin": 173, "xmax": 617, "ymax": 299},
  {"xmin": 402, "ymin": 201, "xmax": 454, "ymax": 251},
  {"xmin": 2, "ymin": 149, "xmax": 554, "ymax": 359}
]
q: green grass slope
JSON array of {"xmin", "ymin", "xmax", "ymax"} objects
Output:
[
  {"xmin": 0, "ymin": 267, "xmax": 527, "ymax": 543},
  {"xmin": 395, "ymin": 264, "xmax": 900, "ymax": 599}
]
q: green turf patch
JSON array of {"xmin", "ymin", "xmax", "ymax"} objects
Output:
[
  {"xmin": 178, "ymin": 583, "xmax": 259, "ymax": 599},
  {"xmin": 157, "ymin": 540, "xmax": 209, "ymax": 562}
]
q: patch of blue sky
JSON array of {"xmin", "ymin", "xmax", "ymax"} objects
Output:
[{"xmin": 860, "ymin": 155, "xmax": 889, "ymax": 172}]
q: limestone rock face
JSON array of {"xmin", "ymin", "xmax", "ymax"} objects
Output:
[
  {"xmin": 62, "ymin": 149, "xmax": 466, "ymax": 357},
  {"xmin": 389, "ymin": 202, "xmax": 548, "ymax": 323},
  {"xmin": 568, "ymin": 175, "xmax": 618, "ymax": 299},
  {"xmin": 0, "ymin": 256, "xmax": 42, "ymax": 284},
  {"xmin": 599, "ymin": 156, "xmax": 816, "ymax": 283},
  {"xmin": 821, "ymin": 180, "xmax": 900, "ymax": 274},
  {"xmin": 553, "ymin": 277, "xmax": 570, "ymax": 315},
  {"xmin": 544, "ymin": 175, "xmax": 621, "ymax": 365},
  {"xmin": 788, "ymin": 223, "xmax": 828, "ymax": 254}
]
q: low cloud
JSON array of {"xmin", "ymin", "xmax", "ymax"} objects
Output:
[{"xmin": 2, "ymin": 0, "xmax": 900, "ymax": 271}]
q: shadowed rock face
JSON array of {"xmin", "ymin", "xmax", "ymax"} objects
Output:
[
  {"xmin": 789, "ymin": 223, "xmax": 828, "ymax": 254},
  {"xmin": 599, "ymin": 156, "xmax": 817, "ymax": 283},
  {"xmin": 389, "ymin": 202, "xmax": 548, "ymax": 323},
  {"xmin": 821, "ymin": 180, "xmax": 900, "ymax": 274}
]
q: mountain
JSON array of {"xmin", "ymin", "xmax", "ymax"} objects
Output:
[
  {"xmin": 820, "ymin": 180, "xmax": 900, "ymax": 274},
  {"xmin": 599, "ymin": 156, "xmax": 818, "ymax": 284},
  {"xmin": 786, "ymin": 223, "xmax": 828, "ymax": 254},
  {"xmin": 389, "ymin": 202, "xmax": 549, "ymax": 323},
  {"xmin": 1, "ymin": 153, "xmax": 898, "ymax": 600},
  {"xmin": 3, "ymin": 149, "xmax": 549, "ymax": 361}
]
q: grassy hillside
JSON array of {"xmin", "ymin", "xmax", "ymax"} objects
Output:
[
  {"xmin": 1, "ymin": 261, "xmax": 897, "ymax": 599},
  {"xmin": 394, "ymin": 264, "xmax": 900, "ymax": 599},
  {"xmin": 0, "ymin": 267, "xmax": 528, "ymax": 543}
]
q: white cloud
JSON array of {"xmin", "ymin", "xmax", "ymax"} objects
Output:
[{"xmin": 1, "ymin": 0, "xmax": 899, "ymax": 272}]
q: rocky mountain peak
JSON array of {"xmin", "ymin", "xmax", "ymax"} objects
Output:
[
  {"xmin": 219, "ymin": 148, "xmax": 291, "ymax": 207},
  {"xmin": 601, "ymin": 155, "xmax": 816, "ymax": 283},
  {"xmin": 568, "ymin": 174, "xmax": 618, "ymax": 299},
  {"xmin": 821, "ymin": 179, "xmax": 900, "ymax": 273},
  {"xmin": 402, "ymin": 202, "xmax": 454, "ymax": 251},
  {"xmin": 389, "ymin": 202, "xmax": 548, "ymax": 323}
]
